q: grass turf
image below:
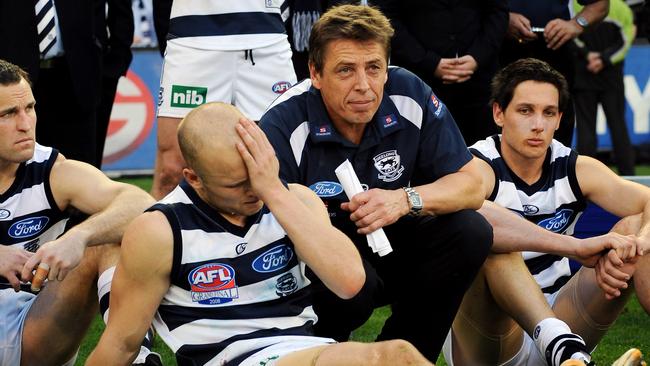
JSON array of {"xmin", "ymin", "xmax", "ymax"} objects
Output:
[{"xmin": 74, "ymin": 172, "xmax": 650, "ymax": 365}]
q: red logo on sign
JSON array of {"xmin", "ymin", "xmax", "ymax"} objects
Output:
[{"xmin": 103, "ymin": 71, "xmax": 155, "ymax": 164}]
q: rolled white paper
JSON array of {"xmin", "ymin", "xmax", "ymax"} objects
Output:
[{"xmin": 334, "ymin": 160, "xmax": 393, "ymax": 256}]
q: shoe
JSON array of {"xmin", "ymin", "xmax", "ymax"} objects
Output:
[
  {"xmin": 612, "ymin": 348, "xmax": 646, "ymax": 366},
  {"xmin": 561, "ymin": 361, "xmax": 588, "ymax": 366}
]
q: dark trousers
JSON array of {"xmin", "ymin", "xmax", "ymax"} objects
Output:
[
  {"xmin": 500, "ymin": 39, "xmax": 576, "ymax": 146},
  {"xmin": 95, "ymin": 76, "xmax": 120, "ymax": 168},
  {"xmin": 310, "ymin": 210, "xmax": 493, "ymax": 362},
  {"xmin": 574, "ymin": 68, "xmax": 635, "ymax": 175},
  {"xmin": 34, "ymin": 60, "xmax": 97, "ymax": 165}
]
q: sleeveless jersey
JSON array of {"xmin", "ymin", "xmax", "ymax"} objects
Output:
[
  {"xmin": 0, "ymin": 144, "xmax": 68, "ymax": 291},
  {"xmin": 149, "ymin": 181, "xmax": 318, "ymax": 366},
  {"xmin": 470, "ymin": 135, "xmax": 588, "ymax": 294},
  {"xmin": 168, "ymin": 0, "xmax": 289, "ymax": 50}
]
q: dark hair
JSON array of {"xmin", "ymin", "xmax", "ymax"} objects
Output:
[
  {"xmin": 0, "ymin": 59, "xmax": 30, "ymax": 86},
  {"xmin": 308, "ymin": 4, "xmax": 394, "ymax": 73},
  {"xmin": 490, "ymin": 58, "xmax": 569, "ymax": 112}
]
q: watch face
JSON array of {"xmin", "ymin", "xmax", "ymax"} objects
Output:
[{"xmin": 576, "ymin": 16, "xmax": 588, "ymax": 27}]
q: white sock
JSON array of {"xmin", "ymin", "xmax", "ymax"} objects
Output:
[{"xmin": 532, "ymin": 318, "xmax": 591, "ymax": 366}]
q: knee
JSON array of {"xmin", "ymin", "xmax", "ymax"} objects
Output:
[
  {"xmin": 367, "ymin": 340, "xmax": 428, "ymax": 366},
  {"xmin": 611, "ymin": 214, "xmax": 642, "ymax": 236},
  {"xmin": 446, "ymin": 210, "xmax": 494, "ymax": 267}
]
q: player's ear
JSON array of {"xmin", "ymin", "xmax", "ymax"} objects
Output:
[
  {"xmin": 309, "ymin": 62, "xmax": 322, "ymax": 90},
  {"xmin": 183, "ymin": 168, "xmax": 202, "ymax": 190},
  {"xmin": 493, "ymin": 103, "xmax": 505, "ymax": 128}
]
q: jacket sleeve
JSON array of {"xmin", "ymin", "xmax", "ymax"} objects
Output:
[
  {"xmin": 466, "ymin": 0, "xmax": 509, "ymax": 70},
  {"xmin": 103, "ymin": 0, "xmax": 134, "ymax": 78}
]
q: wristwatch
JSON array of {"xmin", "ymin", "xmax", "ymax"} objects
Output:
[
  {"xmin": 403, "ymin": 187, "xmax": 423, "ymax": 217},
  {"xmin": 575, "ymin": 15, "xmax": 589, "ymax": 28}
]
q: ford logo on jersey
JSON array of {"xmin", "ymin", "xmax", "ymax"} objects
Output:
[
  {"xmin": 188, "ymin": 263, "xmax": 239, "ymax": 304},
  {"xmin": 252, "ymin": 244, "xmax": 294, "ymax": 273},
  {"xmin": 0, "ymin": 209, "xmax": 10, "ymax": 220},
  {"xmin": 537, "ymin": 209, "xmax": 573, "ymax": 233},
  {"xmin": 309, "ymin": 181, "xmax": 343, "ymax": 197},
  {"xmin": 8, "ymin": 216, "xmax": 49, "ymax": 239}
]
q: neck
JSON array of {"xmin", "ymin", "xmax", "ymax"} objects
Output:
[
  {"xmin": 220, "ymin": 212, "xmax": 247, "ymax": 227},
  {"xmin": 500, "ymin": 144, "xmax": 545, "ymax": 185},
  {"xmin": 332, "ymin": 120, "xmax": 367, "ymax": 145},
  {"xmin": 0, "ymin": 161, "xmax": 19, "ymax": 195}
]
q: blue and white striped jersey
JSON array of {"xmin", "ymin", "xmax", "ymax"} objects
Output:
[
  {"xmin": 471, "ymin": 135, "xmax": 588, "ymax": 294},
  {"xmin": 0, "ymin": 144, "xmax": 68, "ymax": 291},
  {"xmin": 168, "ymin": 0, "xmax": 289, "ymax": 50},
  {"xmin": 149, "ymin": 181, "xmax": 318, "ymax": 366}
]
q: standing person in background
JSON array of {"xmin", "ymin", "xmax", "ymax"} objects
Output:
[
  {"xmin": 375, "ymin": 0, "xmax": 508, "ymax": 145},
  {"xmin": 95, "ymin": 0, "xmax": 134, "ymax": 168},
  {"xmin": 572, "ymin": 0, "xmax": 636, "ymax": 176},
  {"xmin": 0, "ymin": 0, "xmax": 103, "ymax": 165},
  {"xmin": 151, "ymin": 0, "xmax": 298, "ymax": 199},
  {"xmin": 499, "ymin": 0, "xmax": 609, "ymax": 147},
  {"xmin": 152, "ymin": 0, "xmax": 173, "ymax": 56}
]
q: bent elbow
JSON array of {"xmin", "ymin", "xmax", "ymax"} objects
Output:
[{"xmin": 336, "ymin": 269, "xmax": 366, "ymax": 300}]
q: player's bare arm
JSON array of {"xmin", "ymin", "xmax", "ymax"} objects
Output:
[
  {"xmin": 576, "ymin": 155, "xmax": 650, "ymax": 256},
  {"xmin": 236, "ymin": 118, "xmax": 364, "ymax": 299},
  {"xmin": 21, "ymin": 155, "xmax": 155, "ymax": 284},
  {"xmin": 86, "ymin": 211, "xmax": 173, "ymax": 365}
]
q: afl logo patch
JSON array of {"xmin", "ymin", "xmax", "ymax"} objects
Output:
[
  {"xmin": 188, "ymin": 263, "xmax": 239, "ymax": 304},
  {"xmin": 272, "ymin": 81, "xmax": 292, "ymax": 94},
  {"xmin": 0, "ymin": 209, "xmax": 10, "ymax": 220}
]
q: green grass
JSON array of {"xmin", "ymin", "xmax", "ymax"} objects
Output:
[
  {"xmin": 75, "ymin": 297, "xmax": 649, "ymax": 365},
  {"xmin": 73, "ymin": 174, "xmax": 650, "ymax": 365}
]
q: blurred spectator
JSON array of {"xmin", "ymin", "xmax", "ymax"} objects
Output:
[
  {"xmin": 285, "ymin": 0, "xmax": 354, "ymax": 81},
  {"xmin": 151, "ymin": 0, "xmax": 297, "ymax": 198},
  {"xmin": 375, "ymin": 0, "xmax": 508, "ymax": 145},
  {"xmin": 572, "ymin": 0, "xmax": 636, "ymax": 175},
  {"xmin": 95, "ymin": 0, "xmax": 134, "ymax": 168},
  {"xmin": 499, "ymin": 0, "xmax": 610, "ymax": 147},
  {"xmin": 0, "ymin": 0, "xmax": 102, "ymax": 165}
]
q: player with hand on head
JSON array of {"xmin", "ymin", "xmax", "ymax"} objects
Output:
[{"xmin": 87, "ymin": 102, "xmax": 433, "ymax": 366}]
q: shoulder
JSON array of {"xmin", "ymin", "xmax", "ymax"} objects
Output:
[
  {"xmin": 123, "ymin": 211, "xmax": 174, "ymax": 255},
  {"xmin": 469, "ymin": 136, "xmax": 500, "ymax": 159}
]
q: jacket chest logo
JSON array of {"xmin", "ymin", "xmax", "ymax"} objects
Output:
[{"xmin": 373, "ymin": 150, "xmax": 404, "ymax": 182}]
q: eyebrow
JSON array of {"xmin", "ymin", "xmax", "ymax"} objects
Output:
[{"xmin": 0, "ymin": 106, "xmax": 17, "ymax": 115}]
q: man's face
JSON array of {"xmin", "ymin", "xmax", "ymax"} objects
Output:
[
  {"xmin": 496, "ymin": 80, "xmax": 562, "ymax": 161},
  {"xmin": 0, "ymin": 79, "xmax": 36, "ymax": 164},
  {"xmin": 194, "ymin": 155, "xmax": 264, "ymax": 218},
  {"xmin": 310, "ymin": 39, "xmax": 388, "ymax": 130}
]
